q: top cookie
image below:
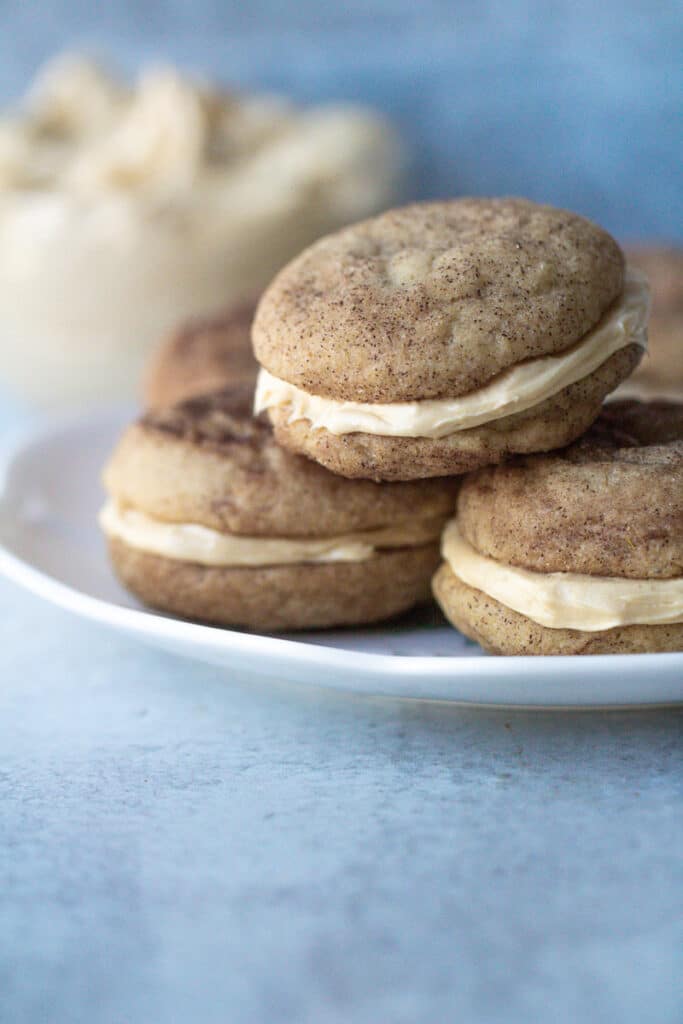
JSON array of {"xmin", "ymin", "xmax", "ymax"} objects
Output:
[
  {"xmin": 253, "ymin": 198, "xmax": 625, "ymax": 402},
  {"xmin": 104, "ymin": 386, "xmax": 459, "ymax": 537},
  {"xmin": 457, "ymin": 400, "xmax": 683, "ymax": 580}
]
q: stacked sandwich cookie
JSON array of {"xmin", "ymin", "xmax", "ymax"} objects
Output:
[
  {"xmin": 100, "ymin": 387, "xmax": 458, "ymax": 631},
  {"xmin": 253, "ymin": 199, "xmax": 647, "ymax": 481}
]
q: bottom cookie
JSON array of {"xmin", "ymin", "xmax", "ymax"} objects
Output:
[
  {"xmin": 110, "ymin": 538, "xmax": 440, "ymax": 632},
  {"xmin": 433, "ymin": 564, "xmax": 683, "ymax": 656}
]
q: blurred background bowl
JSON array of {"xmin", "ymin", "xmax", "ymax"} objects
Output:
[{"xmin": 0, "ymin": 0, "xmax": 680, "ymax": 410}]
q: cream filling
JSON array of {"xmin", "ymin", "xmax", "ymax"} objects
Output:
[
  {"xmin": 441, "ymin": 520, "xmax": 683, "ymax": 631},
  {"xmin": 255, "ymin": 267, "xmax": 649, "ymax": 439},
  {"xmin": 100, "ymin": 500, "xmax": 442, "ymax": 567}
]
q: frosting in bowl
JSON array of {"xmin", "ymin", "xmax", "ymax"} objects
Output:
[{"xmin": 0, "ymin": 55, "xmax": 402, "ymax": 405}]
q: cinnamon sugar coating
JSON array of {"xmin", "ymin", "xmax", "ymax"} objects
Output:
[
  {"xmin": 108, "ymin": 538, "xmax": 439, "ymax": 632},
  {"xmin": 253, "ymin": 198, "xmax": 625, "ymax": 403},
  {"xmin": 457, "ymin": 400, "xmax": 683, "ymax": 579},
  {"xmin": 103, "ymin": 386, "xmax": 459, "ymax": 538}
]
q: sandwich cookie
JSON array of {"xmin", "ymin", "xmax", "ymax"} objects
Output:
[
  {"xmin": 254, "ymin": 198, "xmax": 647, "ymax": 481},
  {"xmin": 144, "ymin": 299, "xmax": 258, "ymax": 409},
  {"xmin": 101, "ymin": 386, "xmax": 458, "ymax": 631},
  {"xmin": 433, "ymin": 400, "xmax": 683, "ymax": 655}
]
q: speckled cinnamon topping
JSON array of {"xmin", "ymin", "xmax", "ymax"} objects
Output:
[
  {"xmin": 457, "ymin": 400, "xmax": 683, "ymax": 579},
  {"xmin": 107, "ymin": 539, "xmax": 440, "ymax": 632},
  {"xmin": 142, "ymin": 385, "xmax": 267, "ymax": 450},
  {"xmin": 104, "ymin": 386, "xmax": 459, "ymax": 538},
  {"xmin": 253, "ymin": 197, "xmax": 625, "ymax": 403}
]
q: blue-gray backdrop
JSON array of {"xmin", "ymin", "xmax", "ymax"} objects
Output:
[{"xmin": 0, "ymin": 0, "xmax": 680, "ymax": 239}]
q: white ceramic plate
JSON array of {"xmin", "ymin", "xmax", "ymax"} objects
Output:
[{"xmin": 0, "ymin": 409, "xmax": 681, "ymax": 707}]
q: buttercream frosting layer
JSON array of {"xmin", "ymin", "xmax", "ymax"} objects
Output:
[
  {"xmin": 100, "ymin": 501, "xmax": 442, "ymax": 567},
  {"xmin": 255, "ymin": 268, "xmax": 649, "ymax": 438},
  {"xmin": 441, "ymin": 519, "xmax": 683, "ymax": 631}
]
